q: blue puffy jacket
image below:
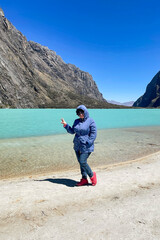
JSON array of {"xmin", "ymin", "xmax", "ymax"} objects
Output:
[{"xmin": 64, "ymin": 105, "xmax": 97, "ymax": 153}]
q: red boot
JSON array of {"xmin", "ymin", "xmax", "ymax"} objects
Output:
[
  {"xmin": 76, "ymin": 178, "xmax": 88, "ymax": 186},
  {"xmin": 90, "ymin": 172, "xmax": 97, "ymax": 186}
]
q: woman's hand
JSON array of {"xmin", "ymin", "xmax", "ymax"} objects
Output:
[{"xmin": 61, "ymin": 118, "xmax": 67, "ymax": 127}]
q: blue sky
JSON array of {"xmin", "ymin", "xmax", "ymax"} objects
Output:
[{"xmin": 1, "ymin": 0, "xmax": 160, "ymax": 102}]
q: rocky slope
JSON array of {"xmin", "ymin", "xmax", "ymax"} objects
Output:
[
  {"xmin": 0, "ymin": 9, "xmax": 120, "ymax": 108},
  {"xmin": 133, "ymin": 71, "xmax": 160, "ymax": 108}
]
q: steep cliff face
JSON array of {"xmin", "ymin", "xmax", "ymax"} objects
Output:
[
  {"xmin": 0, "ymin": 10, "xmax": 116, "ymax": 108},
  {"xmin": 133, "ymin": 71, "xmax": 160, "ymax": 108}
]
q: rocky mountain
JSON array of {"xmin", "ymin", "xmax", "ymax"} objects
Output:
[
  {"xmin": 133, "ymin": 71, "xmax": 160, "ymax": 108},
  {"xmin": 107, "ymin": 100, "xmax": 134, "ymax": 107},
  {"xmin": 0, "ymin": 8, "xmax": 120, "ymax": 108}
]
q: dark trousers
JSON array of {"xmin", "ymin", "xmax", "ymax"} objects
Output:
[{"xmin": 75, "ymin": 151, "xmax": 93, "ymax": 179}]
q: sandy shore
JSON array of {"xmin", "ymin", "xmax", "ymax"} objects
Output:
[{"xmin": 1, "ymin": 151, "xmax": 160, "ymax": 240}]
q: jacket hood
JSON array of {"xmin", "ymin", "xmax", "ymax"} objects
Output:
[{"xmin": 76, "ymin": 105, "xmax": 89, "ymax": 120}]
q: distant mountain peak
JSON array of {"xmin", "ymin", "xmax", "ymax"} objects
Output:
[{"xmin": 107, "ymin": 100, "xmax": 134, "ymax": 107}]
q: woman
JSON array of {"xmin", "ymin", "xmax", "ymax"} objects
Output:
[{"xmin": 61, "ymin": 105, "xmax": 97, "ymax": 186}]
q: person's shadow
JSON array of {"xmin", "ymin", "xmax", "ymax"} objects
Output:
[{"xmin": 35, "ymin": 178, "xmax": 78, "ymax": 187}]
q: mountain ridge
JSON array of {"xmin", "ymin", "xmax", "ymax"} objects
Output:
[
  {"xmin": 133, "ymin": 71, "xmax": 160, "ymax": 108},
  {"xmin": 107, "ymin": 100, "xmax": 134, "ymax": 107},
  {"xmin": 0, "ymin": 9, "xmax": 127, "ymax": 109}
]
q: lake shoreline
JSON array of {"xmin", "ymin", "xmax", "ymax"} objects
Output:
[{"xmin": 1, "ymin": 126, "xmax": 160, "ymax": 180}]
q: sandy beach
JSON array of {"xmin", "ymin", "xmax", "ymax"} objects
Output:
[{"xmin": 1, "ymin": 150, "xmax": 160, "ymax": 239}]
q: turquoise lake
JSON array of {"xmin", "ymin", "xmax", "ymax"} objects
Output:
[{"xmin": 0, "ymin": 109, "xmax": 160, "ymax": 139}]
